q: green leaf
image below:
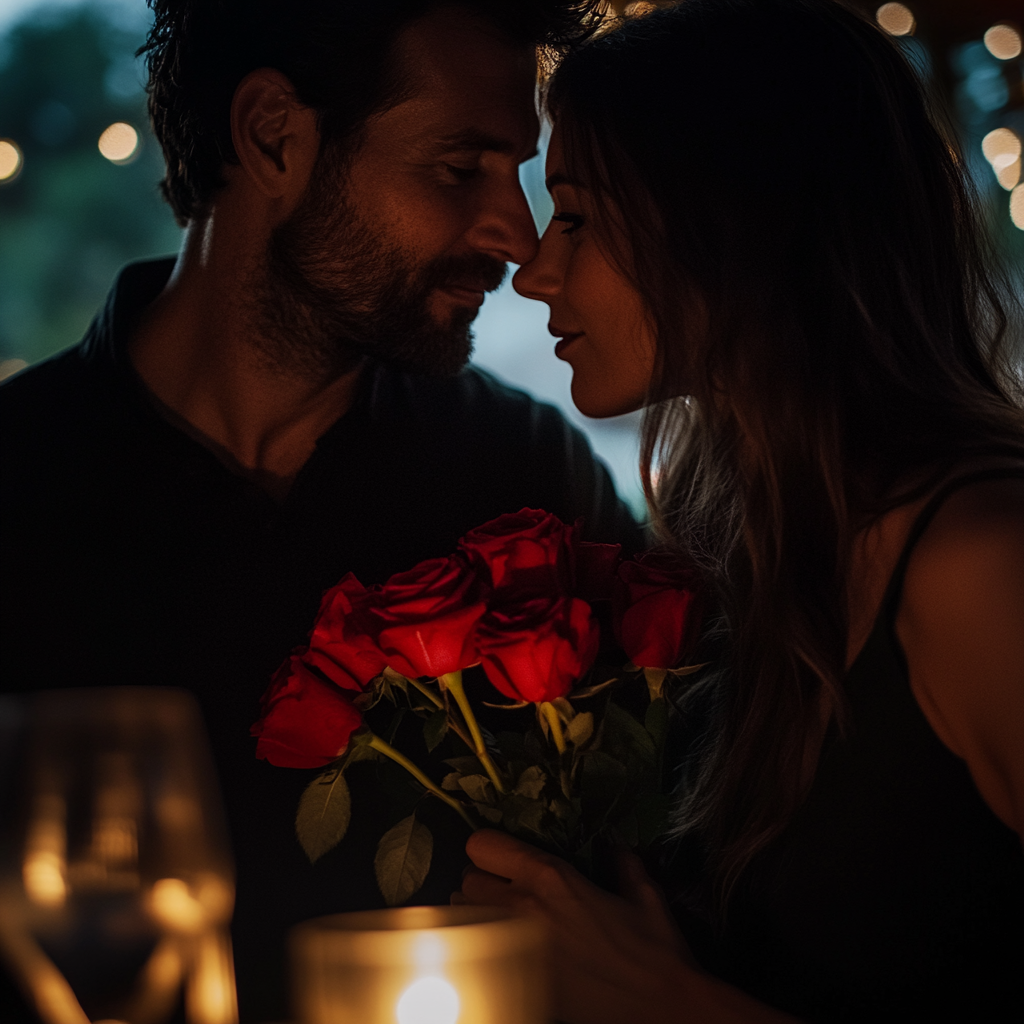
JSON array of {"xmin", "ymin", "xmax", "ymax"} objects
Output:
[
  {"xmin": 566, "ymin": 711, "xmax": 594, "ymax": 749},
  {"xmin": 423, "ymin": 708, "xmax": 449, "ymax": 753},
  {"xmin": 343, "ymin": 736, "xmax": 382, "ymax": 768},
  {"xmin": 644, "ymin": 699, "xmax": 669, "ymax": 750},
  {"xmin": 473, "ymin": 803, "xmax": 503, "ymax": 823},
  {"xmin": 513, "ymin": 765, "xmax": 547, "ymax": 800},
  {"xmin": 443, "ymin": 755, "xmax": 484, "ymax": 775},
  {"xmin": 457, "ymin": 774, "xmax": 495, "ymax": 804},
  {"xmin": 635, "ymin": 793, "xmax": 671, "ymax": 848},
  {"xmin": 295, "ymin": 769, "xmax": 352, "ymax": 864},
  {"xmin": 441, "ymin": 772, "xmax": 463, "ymax": 791},
  {"xmin": 374, "ymin": 814, "xmax": 434, "ymax": 907},
  {"xmin": 579, "ymin": 751, "xmax": 629, "ymax": 814},
  {"xmin": 502, "ymin": 794, "xmax": 546, "ymax": 835},
  {"xmin": 603, "ymin": 702, "xmax": 657, "ymax": 768}
]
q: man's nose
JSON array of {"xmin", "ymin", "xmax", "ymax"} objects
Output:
[{"xmin": 465, "ymin": 177, "xmax": 540, "ymax": 268}]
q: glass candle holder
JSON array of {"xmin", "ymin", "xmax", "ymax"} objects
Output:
[{"xmin": 290, "ymin": 906, "xmax": 548, "ymax": 1024}]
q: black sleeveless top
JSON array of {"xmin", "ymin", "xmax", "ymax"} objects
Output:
[{"xmin": 674, "ymin": 469, "xmax": 1024, "ymax": 1023}]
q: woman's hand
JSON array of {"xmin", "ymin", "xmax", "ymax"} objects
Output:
[
  {"xmin": 457, "ymin": 830, "xmax": 693, "ymax": 1024},
  {"xmin": 457, "ymin": 830, "xmax": 802, "ymax": 1024}
]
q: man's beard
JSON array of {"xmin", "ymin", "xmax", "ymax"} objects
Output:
[{"xmin": 251, "ymin": 154, "xmax": 507, "ymax": 382}]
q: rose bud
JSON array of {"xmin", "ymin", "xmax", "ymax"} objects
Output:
[
  {"xmin": 613, "ymin": 552, "xmax": 705, "ymax": 670},
  {"xmin": 252, "ymin": 652, "xmax": 363, "ymax": 769}
]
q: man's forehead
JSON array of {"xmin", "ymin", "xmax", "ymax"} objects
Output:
[{"xmin": 386, "ymin": 7, "xmax": 539, "ymax": 137}]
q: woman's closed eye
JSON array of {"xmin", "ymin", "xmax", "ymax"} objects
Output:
[{"xmin": 551, "ymin": 213, "xmax": 584, "ymax": 235}]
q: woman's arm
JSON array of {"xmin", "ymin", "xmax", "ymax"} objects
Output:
[
  {"xmin": 459, "ymin": 830, "xmax": 801, "ymax": 1024},
  {"xmin": 897, "ymin": 477, "xmax": 1024, "ymax": 843}
]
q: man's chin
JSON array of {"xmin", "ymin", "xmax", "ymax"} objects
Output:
[{"xmin": 375, "ymin": 326, "xmax": 475, "ymax": 378}]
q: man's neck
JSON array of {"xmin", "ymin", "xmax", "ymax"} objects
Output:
[{"xmin": 128, "ymin": 217, "xmax": 364, "ymax": 497}]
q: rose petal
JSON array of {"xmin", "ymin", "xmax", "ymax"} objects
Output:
[{"xmin": 252, "ymin": 654, "xmax": 363, "ymax": 768}]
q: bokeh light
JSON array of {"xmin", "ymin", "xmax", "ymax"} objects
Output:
[
  {"xmin": 982, "ymin": 128, "xmax": 1022, "ymax": 190},
  {"xmin": 983, "ymin": 24, "xmax": 1022, "ymax": 61},
  {"xmin": 97, "ymin": 121, "xmax": 139, "ymax": 164},
  {"xmin": 1010, "ymin": 185, "xmax": 1024, "ymax": 230},
  {"xmin": 0, "ymin": 139, "xmax": 24, "ymax": 183},
  {"xmin": 876, "ymin": 3, "xmax": 915, "ymax": 37}
]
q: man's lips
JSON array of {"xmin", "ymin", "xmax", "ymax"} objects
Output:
[{"xmin": 437, "ymin": 284, "xmax": 488, "ymax": 306}]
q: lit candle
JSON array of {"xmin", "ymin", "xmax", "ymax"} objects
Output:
[{"xmin": 291, "ymin": 906, "xmax": 547, "ymax": 1024}]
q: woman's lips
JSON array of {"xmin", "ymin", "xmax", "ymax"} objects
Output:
[{"xmin": 550, "ymin": 326, "xmax": 584, "ymax": 358}]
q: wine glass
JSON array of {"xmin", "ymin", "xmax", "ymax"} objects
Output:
[{"xmin": 0, "ymin": 687, "xmax": 237, "ymax": 1024}]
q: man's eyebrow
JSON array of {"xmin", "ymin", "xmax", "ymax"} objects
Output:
[{"xmin": 435, "ymin": 129, "xmax": 519, "ymax": 154}]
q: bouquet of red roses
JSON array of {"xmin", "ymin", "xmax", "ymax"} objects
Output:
[{"xmin": 252, "ymin": 509, "xmax": 705, "ymax": 905}]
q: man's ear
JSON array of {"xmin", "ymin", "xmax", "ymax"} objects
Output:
[{"xmin": 229, "ymin": 68, "xmax": 319, "ymax": 203}]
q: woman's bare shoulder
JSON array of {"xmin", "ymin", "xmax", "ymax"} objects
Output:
[{"xmin": 897, "ymin": 473, "xmax": 1024, "ymax": 837}]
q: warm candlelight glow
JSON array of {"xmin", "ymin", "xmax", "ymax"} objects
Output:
[
  {"xmin": 187, "ymin": 930, "xmax": 239, "ymax": 1024},
  {"xmin": 22, "ymin": 794, "xmax": 67, "ymax": 907},
  {"xmin": 395, "ymin": 975, "xmax": 461, "ymax": 1024},
  {"xmin": 291, "ymin": 906, "xmax": 546, "ymax": 1024},
  {"xmin": 149, "ymin": 877, "xmax": 205, "ymax": 932}
]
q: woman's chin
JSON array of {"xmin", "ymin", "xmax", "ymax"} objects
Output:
[{"xmin": 569, "ymin": 377, "xmax": 646, "ymax": 419}]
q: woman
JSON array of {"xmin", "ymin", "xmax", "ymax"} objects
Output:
[{"xmin": 458, "ymin": 1, "xmax": 1024, "ymax": 1021}]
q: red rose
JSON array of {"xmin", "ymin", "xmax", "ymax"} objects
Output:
[
  {"xmin": 252, "ymin": 652, "xmax": 363, "ymax": 768},
  {"xmin": 477, "ymin": 595, "xmax": 600, "ymax": 703},
  {"xmin": 613, "ymin": 552, "xmax": 704, "ymax": 670},
  {"xmin": 575, "ymin": 541, "xmax": 623, "ymax": 602},
  {"xmin": 354, "ymin": 554, "xmax": 486, "ymax": 679},
  {"xmin": 458, "ymin": 508, "xmax": 577, "ymax": 595},
  {"xmin": 307, "ymin": 574, "xmax": 387, "ymax": 691}
]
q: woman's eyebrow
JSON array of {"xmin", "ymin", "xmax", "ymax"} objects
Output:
[{"xmin": 545, "ymin": 171, "xmax": 583, "ymax": 190}]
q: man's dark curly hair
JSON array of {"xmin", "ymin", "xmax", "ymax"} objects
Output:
[{"xmin": 140, "ymin": 0, "xmax": 600, "ymax": 225}]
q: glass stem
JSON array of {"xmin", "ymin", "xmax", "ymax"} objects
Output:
[{"xmin": 439, "ymin": 671, "xmax": 506, "ymax": 794}]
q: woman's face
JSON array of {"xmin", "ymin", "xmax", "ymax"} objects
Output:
[{"xmin": 513, "ymin": 125, "xmax": 656, "ymax": 419}]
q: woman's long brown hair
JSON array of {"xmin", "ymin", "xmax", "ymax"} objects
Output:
[{"xmin": 548, "ymin": 0, "xmax": 1024, "ymax": 906}]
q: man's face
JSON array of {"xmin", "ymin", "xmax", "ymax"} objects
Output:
[{"xmin": 259, "ymin": 7, "xmax": 541, "ymax": 379}]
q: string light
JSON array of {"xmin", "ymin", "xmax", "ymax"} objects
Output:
[
  {"xmin": 876, "ymin": 3, "xmax": 915, "ymax": 37},
  {"xmin": 0, "ymin": 139, "xmax": 23, "ymax": 183},
  {"xmin": 982, "ymin": 128, "xmax": 1022, "ymax": 191},
  {"xmin": 983, "ymin": 24, "xmax": 1022, "ymax": 61},
  {"xmin": 1010, "ymin": 185, "xmax": 1024, "ymax": 230},
  {"xmin": 98, "ymin": 122, "xmax": 139, "ymax": 164}
]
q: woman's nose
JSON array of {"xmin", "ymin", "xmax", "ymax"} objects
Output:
[{"xmin": 512, "ymin": 242, "xmax": 561, "ymax": 302}]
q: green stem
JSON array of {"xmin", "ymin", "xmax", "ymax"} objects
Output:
[
  {"xmin": 368, "ymin": 733, "xmax": 476, "ymax": 830},
  {"xmin": 406, "ymin": 676, "xmax": 475, "ymax": 751},
  {"xmin": 407, "ymin": 675, "xmax": 443, "ymax": 709},
  {"xmin": 440, "ymin": 671, "xmax": 506, "ymax": 794},
  {"xmin": 539, "ymin": 702, "xmax": 567, "ymax": 754}
]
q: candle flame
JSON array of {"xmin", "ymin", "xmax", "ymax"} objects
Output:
[{"xmin": 395, "ymin": 975, "xmax": 460, "ymax": 1024}]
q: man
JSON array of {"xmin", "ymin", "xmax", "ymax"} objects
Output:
[{"xmin": 0, "ymin": 0, "xmax": 638, "ymax": 1018}]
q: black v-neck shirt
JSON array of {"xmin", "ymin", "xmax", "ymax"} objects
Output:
[
  {"xmin": 670, "ymin": 470, "xmax": 1024, "ymax": 1022},
  {"xmin": 0, "ymin": 259, "xmax": 642, "ymax": 1020}
]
